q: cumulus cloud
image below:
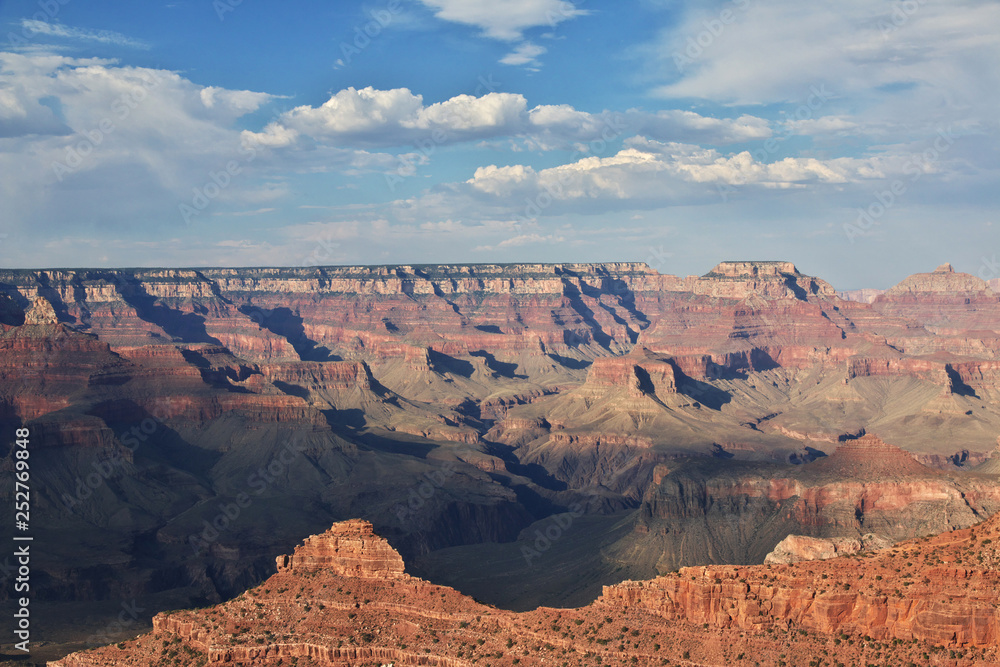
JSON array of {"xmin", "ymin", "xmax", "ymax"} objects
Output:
[
  {"xmin": 417, "ymin": 0, "xmax": 586, "ymax": 40},
  {"xmin": 242, "ymin": 86, "xmax": 776, "ymax": 151},
  {"xmin": 243, "ymin": 87, "xmax": 529, "ymax": 148},
  {"xmin": 453, "ymin": 136, "xmax": 914, "ymax": 218},
  {"xmin": 0, "ymin": 51, "xmax": 396, "ymax": 246}
]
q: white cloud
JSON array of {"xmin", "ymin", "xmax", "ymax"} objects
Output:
[
  {"xmin": 19, "ymin": 19, "xmax": 149, "ymax": 49},
  {"xmin": 649, "ymin": 0, "xmax": 1000, "ymax": 136},
  {"xmin": 0, "ymin": 51, "xmax": 391, "ymax": 244},
  {"xmin": 242, "ymin": 86, "xmax": 531, "ymax": 148},
  {"xmin": 784, "ymin": 116, "xmax": 859, "ymax": 135},
  {"xmin": 417, "ymin": 0, "xmax": 586, "ymax": 40},
  {"xmin": 244, "ymin": 86, "xmax": 774, "ymax": 151},
  {"xmin": 199, "ymin": 87, "xmax": 273, "ymax": 116},
  {"xmin": 630, "ymin": 109, "xmax": 772, "ymax": 144},
  {"xmin": 500, "ymin": 42, "xmax": 547, "ymax": 67},
  {"xmin": 451, "ymin": 136, "xmax": 914, "ymax": 216},
  {"xmin": 475, "ymin": 232, "xmax": 566, "ymax": 251}
]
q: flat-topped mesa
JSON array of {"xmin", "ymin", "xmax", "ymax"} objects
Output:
[
  {"xmin": 275, "ymin": 519, "xmax": 406, "ymax": 578},
  {"xmin": 871, "ymin": 263, "xmax": 1000, "ymax": 336},
  {"xmin": 704, "ymin": 261, "xmax": 799, "ymax": 278},
  {"xmin": 316, "ymin": 262, "xmax": 658, "ymax": 278},
  {"xmin": 694, "ymin": 261, "xmax": 837, "ymax": 299},
  {"xmin": 583, "ymin": 350, "xmax": 678, "ymax": 397},
  {"xmin": 814, "ymin": 434, "xmax": 930, "ymax": 477},
  {"xmin": 879, "ymin": 263, "xmax": 995, "ymax": 297}
]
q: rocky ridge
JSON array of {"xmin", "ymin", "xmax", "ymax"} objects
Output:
[
  {"xmin": 51, "ymin": 517, "xmax": 1000, "ymax": 666},
  {"xmin": 5, "ymin": 260, "xmax": 1000, "ymax": 660}
]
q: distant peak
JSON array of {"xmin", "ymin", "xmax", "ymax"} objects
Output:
[{"xmin": 934, "ymin": 263, "xmax": 954, "ymax": 273}]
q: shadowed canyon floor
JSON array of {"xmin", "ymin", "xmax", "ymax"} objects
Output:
[{"xmin": 2, "ymin": 260, "xmax": 1000, "ymax": 661}]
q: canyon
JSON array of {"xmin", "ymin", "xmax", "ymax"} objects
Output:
[
  {"xmin": 2, "ymin": 260, "xmax": 1000, "ymax": 661},
  {"xmin": 51, "ymin": 516, "xmax": 1000, "ymax": 666}
]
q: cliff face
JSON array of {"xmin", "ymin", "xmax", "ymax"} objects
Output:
[
  {"xmin": 7, "ymin": 260, "xmax": 1000, "ymax": 662},
  {"xmin": 52, "ymin": 517, "xmax": 1000, "ymax": 667},
  {"xmin": 602, "ymin": 513, "xmax": 1000, "ymax": 650},
  {"xmin": 627, "ymin": 434, "xmax": 1000, "ymax": 574},
  {"xmin": 872, "ymin": 263, "xmax": 1000, "ymax": 335},
  {"xmin": 2, "ymin": 261, "xmax": 996, "ymax": 382}
]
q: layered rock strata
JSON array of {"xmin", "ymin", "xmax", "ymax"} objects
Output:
[{"xmin": 52, "ymin": 517, "xmax": 1000, "ymax": 666}]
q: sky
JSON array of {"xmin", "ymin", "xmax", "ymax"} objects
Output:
[{"xmin": 0, "ymin": 0, "xmax": 998, "ymax": 289}]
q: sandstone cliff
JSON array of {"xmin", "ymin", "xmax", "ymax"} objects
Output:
[{"xmin": 51, "ymin": 517, "xmax": 1000, "ymax": 666}]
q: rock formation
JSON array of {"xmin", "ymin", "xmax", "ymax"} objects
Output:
[
  {"xmin": 764, "ymin": 533, "xmax": 892, "ymax": 564},
  {"xmin": 24, "ymin": 294, "xmax": 58, "ymax": 324},
  {"xmin": 275, "ymin": 519, "xmax": 406, "ymax": 578},
  {"xmin": 603, "ymin": 513, "xmax": 1000, "ymax": 651},
  {"xmin": 4, "ymin": 261, "xmax": 1000, "ymax": 661},
  {"xmin": 51, "ymin": 516, "xmax": 1000, "ymax": 666}
]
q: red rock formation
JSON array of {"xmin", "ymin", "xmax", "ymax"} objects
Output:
[
  {"xmin": 764, "ymin": 533, "xmax": 891, "ymax": 564},
  {"xmin": 602, "ymin": 513, "xmax": 1000, "ymax": 649},
  {"xmin": 872, "ymin": 263, "xmax": 1000, "ymax": 336},
  {"xmin": 812, "ymin": 433, "xmax": 931, "ymax": 477},
  {"xmin": 52, "ymin": 517, "xmax": 1000, "ymax": 666},
  {"xmin": 275, "ymin": 519, "xmax": 406, "ymax": 578},
  {"xmin": 24, "ymin": 295, "xmax": 58, "ymax": 324}
]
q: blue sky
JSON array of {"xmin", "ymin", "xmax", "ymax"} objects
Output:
[{"xmin": 0, "ymin": 0, "xmax": 998, "ymax": 288}]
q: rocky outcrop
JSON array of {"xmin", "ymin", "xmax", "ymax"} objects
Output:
[
  {"xmin": 812, "ymin": 433, "xmax": 930, "ymax": 477},
  {"xmin": 24, "ymin": 295, "xmax": 58, "ymax": 324},
  {"xmin": 837, "ymin": 288, "xmax": 884, "ymax": 303},
  {"xmin": 275, "ymin": 519, "xmax": 406, "ymax": 578},
  {"xmin": 872, "ymin": 263, "xmax": 1000, "ymax": 336},
  {"xmin": 52, "ymin": 517, "xmax": 1000, "ymax": 667},
  {"xmin": 764, "ymin": 533, "xmax": 892, "ymax": 564},
  {"xmin": 602, "ymin": 513, "xmax": 1000, "ymax": 649},
  {"xmin": 9, "ymin": 260, "xmax": 1000, "ymax": 664},
  {"xmin": 635, "ymin": 439, "xmax": 1000, "ymax": 572},
  {"xmin": 694, "ymin": 261, "xmax": 837, "ymax": 299},
  {"xmin": 582, "ymin": 350, "xmax": 678, "ymax": 398}
]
